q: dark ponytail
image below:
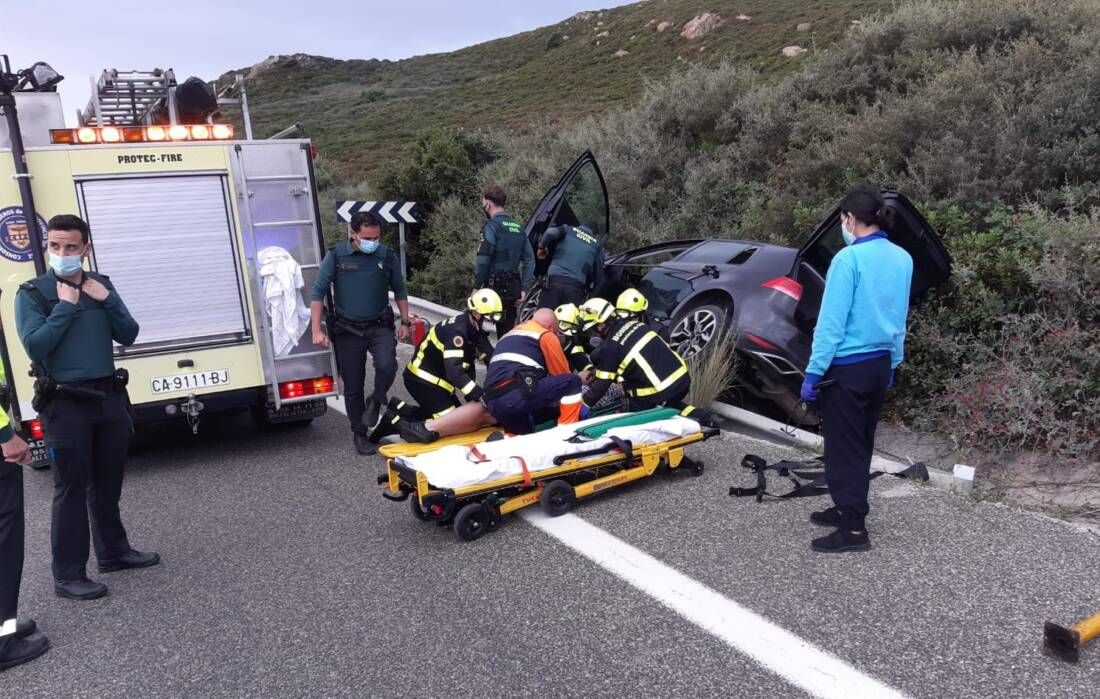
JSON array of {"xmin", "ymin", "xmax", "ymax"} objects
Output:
[{"xmin": 840, "ymin": 184, "xmax": 895, "ymax": 231}]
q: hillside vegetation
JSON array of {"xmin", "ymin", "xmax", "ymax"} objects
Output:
[
  {"xmin": 414, "ymin": 0, "xmax": 1100, "ymax": 464},
  {"xmin": 221, "ymin": 0, "xmax": 885, "ymax": 191}
]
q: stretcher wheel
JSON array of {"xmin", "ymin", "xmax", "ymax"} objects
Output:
[
  {"xmin": 454, "ymin": 503, "xmax": 491, "ymax": 542},
  {"xmin": 410, "ymin": 497, "xmax": 430, "ymax": 521},
  {"xmin": 540, "ymin": 480, "xmax": 575, "ymax": 517}
]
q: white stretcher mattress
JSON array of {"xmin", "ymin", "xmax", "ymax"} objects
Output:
[{"xmin": 397, "ymin": 415, "xmax": 701, "ymax": 489}]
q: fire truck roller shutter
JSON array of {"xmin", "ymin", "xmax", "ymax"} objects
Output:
[{"xmin": 78, "ymin": 175, "xmax": 250, "ymax": 352}]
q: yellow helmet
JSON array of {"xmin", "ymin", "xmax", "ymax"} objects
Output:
[
  {"xmin": 578, "ymin": 297, "xmax": 615, "ymax": 331},
  {"xmin": 615, "ymin": 288, "xmax": 649, "ymax": 318},
  {"xmin": 467, "ymin": 288, "xmax": 503, "ymax": 320},
  {"xmin": 554, "ymin": 303, "xmax": 580, "ymax": 336}
]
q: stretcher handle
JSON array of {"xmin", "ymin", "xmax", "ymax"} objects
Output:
[{"xmin": 553, "ymin": 437, "xmax": 633, "ymax": 465}]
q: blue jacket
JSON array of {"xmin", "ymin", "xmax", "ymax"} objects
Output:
[{"xmin": 805, "ymin": 233, "xmax": 913, "ymax": 376}]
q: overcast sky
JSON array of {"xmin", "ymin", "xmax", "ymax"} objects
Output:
[{"xmin": 3, "ymin": 0, "xmax": 631, "ymax": 125}]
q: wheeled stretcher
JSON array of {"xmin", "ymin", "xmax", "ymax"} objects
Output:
[{"xmin": 379, "ymin": 408, "xmax": 719, "ymax": 542}]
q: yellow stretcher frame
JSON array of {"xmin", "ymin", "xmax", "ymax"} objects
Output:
[{"xmin": 380, "ymin": 426, "xmax": 718, "ymax": 542}]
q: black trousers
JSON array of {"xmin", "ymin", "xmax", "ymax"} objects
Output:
[
  {"xmin": 403, "ymin": 370, "xmax": 462, "ymax": 420},
  {"xmin": 490, "ymin": 275, "xmax": 522, "ymax": 337},
  {"xmin": 334, "ymin": 325, "xmax": 397, "ymax": 434},
  {"xmin": 537, "ymin": 275, "xmax": 587, "ymax": 311},
  {"xmin": 41, "ymin": 391, "xmax": 133, "ymax": 581},
  {"xmin": 819, "ymin": 356, "xmax": 891, "ymax": 531},
  {"xmin": 626, "ymin": 376, "xmax": 691, "ymax": 412},
  {"xmin": 0, "ymin": 467, "xmax": 24, "ymax": 627}
]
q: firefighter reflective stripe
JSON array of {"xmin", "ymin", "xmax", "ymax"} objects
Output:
[
  {"xmin": 560, "ymin": 393, "xmax": 583, "ymax": 404},
  {"xmin": 619, "ymin": 330, "xmax": 689, "ymax": 397},
  {"xmin": 594, "ymin": 369, "xmax": 618, "ymax": 380},
  {"xmin": 443, "ymin": 350, "xmax": 464, "ymax": 359},
  {"xmin": 629, "ymin": 363, "xmax": 688, "ymax": 397},
  {"xmin": 433, "ymin": 405, "xmax": 456, "ymax": 419},
  {"xmin": 489, "ymin": 352, "xmax": 544, "ymax": 369},
  {"xmin": 0, "ymin": 619, "xmax": 15, "ymax": 637},
  {"xmin": 459, "ymin": 380, "xmax": 478, "ymax": 396},
  {"xmin": 408, "ymin": 364, "xmax": 455, "ymax": 393}
]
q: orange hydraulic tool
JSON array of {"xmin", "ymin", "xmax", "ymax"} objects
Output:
[{"xmin": 1044, "ymin": 611, "xmax": 1100, "ymax": 663}]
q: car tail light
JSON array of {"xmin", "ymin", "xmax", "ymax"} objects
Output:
[
  {"xmin": 23, "ymin": 419, "xmax": 44, "ymax": 440},
  {"xmin": 278, "ymin": 377, "xmax": 335, "ymax": 400},
  {"xmin": 745, "ymin": 333, "xmax": 778, "ymax": 350},
  {"xmin": 762, "ymin": 276, "xmax": 803, "ymax": 301}
]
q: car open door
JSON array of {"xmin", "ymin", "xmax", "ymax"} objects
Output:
[
  {"xmin": 522, "ymin": 150, "xmax": 610, "ymax": 278},
  {"xmin": 792, "ymin": 191, "xmax": 953, "ymax": 331}
]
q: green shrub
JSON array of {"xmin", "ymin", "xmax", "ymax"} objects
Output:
[{"xmin": 404, "ymin": 0, "xmax": 1100, "ymax": 458}]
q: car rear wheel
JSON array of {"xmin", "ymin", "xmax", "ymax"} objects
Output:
[{"xmin": 669, "ymin": 301, "xmax": 730, "ymax": 358}]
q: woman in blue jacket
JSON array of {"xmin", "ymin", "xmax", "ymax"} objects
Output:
[{"xmin": 800, "ymin": 185, "xmax": 913, "ymax": 553}]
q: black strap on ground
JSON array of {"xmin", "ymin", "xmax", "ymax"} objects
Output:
[{"xmin": 729, "ymin": 453, "xmax": 929, "ymax": 503}]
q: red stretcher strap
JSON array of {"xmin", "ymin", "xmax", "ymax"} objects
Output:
[
  {"xmin": 467, "ymin": 444, "xmax": 488, "ymax": 462},
  {"xmin": 512, "ymin": 456, "xmax": 532, "ymax": 488}
]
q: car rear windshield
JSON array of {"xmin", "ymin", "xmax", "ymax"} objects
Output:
[{"xmin": 676, "ymin": 241, "xmax": 750, "ymax": 263}]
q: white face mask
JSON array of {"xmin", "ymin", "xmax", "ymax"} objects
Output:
[{"xmin": 841, "ymin": 215, "xmax": 856, "ymax": 246}]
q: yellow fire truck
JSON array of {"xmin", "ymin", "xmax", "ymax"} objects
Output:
[{"xmin": 0, "ymin": 62, "xmax": 337, "ymax": 465}]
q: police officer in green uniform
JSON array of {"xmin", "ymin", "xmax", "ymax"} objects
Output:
[
  {"xmin": 536, "ymin": 223, "xmax": 605, "ymax": 310},
  {"xmin": 0, "ymin": 363, "xmax": 50, "ymax": 671},
  {"xmin": 473, "ymin": 185, "xmax": 534, "ymax": 336},
  {"xmin": 15, "ymin": 215, "xmax": 160, "ymax": 602},
  {"xmin": 311, "ymin": 211, "xmax": 411, "ymax": 455}
]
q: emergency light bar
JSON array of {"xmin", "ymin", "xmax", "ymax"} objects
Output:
[{"xmin": 49, "ymin": 123, "xmax": 234, "ymax": 145}]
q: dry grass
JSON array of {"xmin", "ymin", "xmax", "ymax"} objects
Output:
[{"xmin": 686, "ymin": 329, "xmax": 739, "ymax": 407}]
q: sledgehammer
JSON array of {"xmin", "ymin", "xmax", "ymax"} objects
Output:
[{"xmin": 1044, "ymin": 612, "xmax": 1100, "ymax": 663}]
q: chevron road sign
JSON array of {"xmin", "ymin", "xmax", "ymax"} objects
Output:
[{"xmin": 336, "ymin": 200, "xmax": 419, "ymax": 224}]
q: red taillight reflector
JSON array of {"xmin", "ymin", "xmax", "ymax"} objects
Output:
[
  {"xmin": 23, "ymin": 419, "xmax": 44, "ymax": 440},
  {"xmin": 745, "ymin": 333, "xmax": 778, "ymax": 350},
  {"xmin": 762, "ymin": 276, "xmax": 803, "ymax": 301},
  {"xmin": 50, "ymin": 129, "xmax": 76, "ymax": 144},
  {"xmin": 278, "ymin": 377, "xmax": 335, "ymax": 400},
  {"xmin": 122, "ymin": 127, "xmax": 146, "ymax": 143}
]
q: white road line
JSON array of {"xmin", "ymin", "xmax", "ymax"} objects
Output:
[
  {"xmin": 329, "ymin": 397, "xmax": 903, "ymax": 697},
  {"xmin": 521, "ymin": 510, "xmax": 907, "ymax": 699}
]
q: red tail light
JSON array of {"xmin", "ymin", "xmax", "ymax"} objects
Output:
[
  {"xmin": 745, "ymin": 333, "xmax": 778, "ymax": 350},
  {"xmin": 23, "ymin": 419, "xmax": 44, "ymax": 440},
  {"xmin": 762, "ymin": 276, "xmax": 803, "ymax": 301},
  {"xmin": 278, "ymin": 377, "xmax": 335, "ymax": 400}
]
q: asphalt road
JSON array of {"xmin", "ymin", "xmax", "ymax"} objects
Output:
[{"xmin": 6, "ymin": 381, "xmax": 1100, "ymax": 695}]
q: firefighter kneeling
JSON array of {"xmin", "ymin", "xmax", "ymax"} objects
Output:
[
  {"xmin": 578, "ymin": 298, "xmax": 703, "ymax": 419},
  {"xmin": 379, "ymin": 290, "xmax": 502, "ymax": 445}
]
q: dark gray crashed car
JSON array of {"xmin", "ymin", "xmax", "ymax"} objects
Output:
[{"xmin": 521, "ymin": 151, "xmax": 952, "ymax": 419}]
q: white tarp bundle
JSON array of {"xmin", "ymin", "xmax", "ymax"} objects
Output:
[
  {"xmin": 398, "ymin": 415, "xmax": 701, "ymax": 489},
  {"xmin": 258, "ymin": 246, "xmax": 311, "ymax": 357}
]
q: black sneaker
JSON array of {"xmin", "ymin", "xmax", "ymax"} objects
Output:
[
  {"xmin": 368, "ymin": 408, "xmax": 401, "ymax": 444},
  {"xmin": 810, "ymin": 507, "xmax": 842, "ymax": 527},
  {"xmin": 353, "ymin": 432, "xmax": 377, "ymax": 456},
  {"xmin": 399, "ymin": 419, "xmax": 439, "ymax": 444},
  {"xmin": 362, "ymin": 398, "xmax": 382, "ymax": 432},
  {"xmin": 811, "ymin": 529, "xmax": 871, "ymax": 553},
  {"xmin": 389, "ymin": 397, "xmax": 419, "ymax": 419}
]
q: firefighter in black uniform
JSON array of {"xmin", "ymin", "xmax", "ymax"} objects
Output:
[
  {"xmin": 553, "ymin": 303, "xmax": 592, "ymax": 372},
  {"xmin": 473, "ymin": 185, "xmax": 534, "ymax": 336},
  {"xmin": 377, "ymin": 290, "xmax": 502, "ymax": 444},
  {"xmin": 0, "ymin": 364, "xmax": 50, "ymax": 671},
  {"xmin": 14, "ymin": 215, "xmax": 160, "ymax": 602},
  {"xmin": 577, "ymin": 298, "xmax": 697, "ymax": 415}
]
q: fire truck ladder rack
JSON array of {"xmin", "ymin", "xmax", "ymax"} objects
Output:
[{"xmin": 81, "ymin": 68, "xmax": 178, "ymax": 127}]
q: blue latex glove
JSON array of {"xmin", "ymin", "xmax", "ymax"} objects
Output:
[
  {"xmin": 800, "ymin": 373, "xmax": 823, "ymax": 403},
  {"xmin": 580, "ymin": 404, "xmax": 590, "ymax": 420}
]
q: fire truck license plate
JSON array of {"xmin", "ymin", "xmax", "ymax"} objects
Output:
[{"xmin": 150, "ymin": 369, "xmax": 230, "ymax": 394}]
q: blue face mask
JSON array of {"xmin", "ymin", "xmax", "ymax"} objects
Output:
[
  {"xmin": 49, "ymin": 252, "xmax": 84, "ymax": 277},
  {"xmin": 841, "ymin": 217, "xmax": 856, "ymax": 246},
  {"xmin": 358, "ymin": 238, "xmax": 380, "ymax": 254}
]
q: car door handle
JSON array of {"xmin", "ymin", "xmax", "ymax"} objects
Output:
[{"xmin": 178, "ymin": 359, "xmax": 195, "ymax": 368}]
